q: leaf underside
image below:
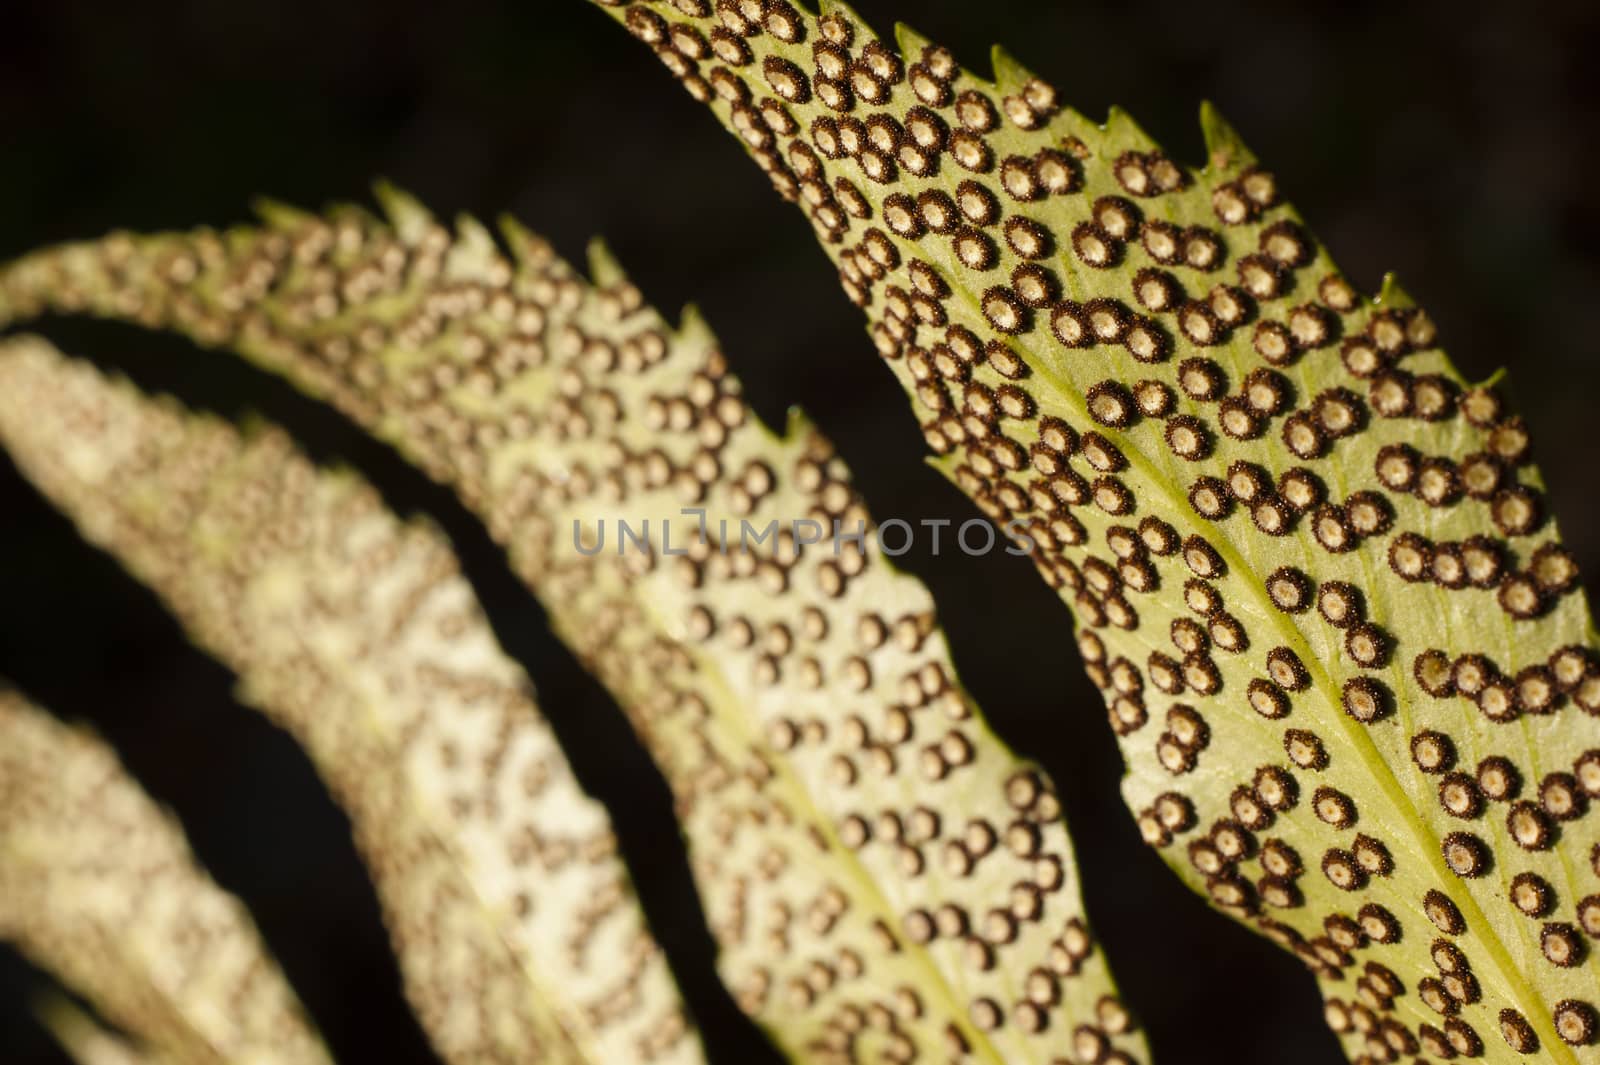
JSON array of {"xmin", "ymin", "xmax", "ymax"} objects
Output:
[
  {"xmin": 0, "ymin": 338, "xmax": 705, "ymax": 1065},
  {"xmin": 0, "ymin": 687, "xmax": 333, "ymax": 1065},
  {"xmin": 567, "ymin": 1, "xmax": 1600, "ymax": 1061},
  {"xmin": 0, "ymin": 200, "xmax": 1147, "ymax": 1062}
]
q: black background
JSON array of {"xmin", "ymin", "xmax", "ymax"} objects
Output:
[{"xmin": 2, "ymin": 1, "xmax": 1598, "ymax": 1063}]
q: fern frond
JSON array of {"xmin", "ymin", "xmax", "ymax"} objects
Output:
[
  {"xmin": 0, "ymin": 687, "xmax": 333, "ymax": 1065},
  {"xmin": 0, "ymin": 337, "xmax": 705, "ymax": 1065},
  {"xmin": 0, "ymin": 197, "xmax": 1147, "ymax": 1063},
  {"xmin": 581, "ymin": 3, "xmax": 1598, "ymax": 1060}
]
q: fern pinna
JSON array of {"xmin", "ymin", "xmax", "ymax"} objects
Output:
[
  {"xmin": 578, "ymin": 1, "xmax": 1600, "ymax": 1061},
  {"xmin": 0, "ymin": 195, "xmax": 1144, "ymax": 1063},
  {"xmin": 0, "ymin": 336, "xmax": 706, "ymax": 1065},
  {"xmin": 1, "ymin": 0, "xmax": 1597, "ymax": 1062},
  {"xmin": 0, "ymin": 687, "xmax": 333, "ymax": 1065}
]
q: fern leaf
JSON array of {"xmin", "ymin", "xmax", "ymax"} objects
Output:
[
  {"xmin": 585, "ymin": 2, "xmax": 1599, "ymax": 1060},
  {"xmin": 0, "ymin": 198, "xmax": 1148, "ymax": 1063},
  {"xmin": 0, "ymin": 687, "xmax": 333, "ymax": 1065},
  {"xmin": 0, "ymin": 337, "xmax": 705, "ymax": 1065}
]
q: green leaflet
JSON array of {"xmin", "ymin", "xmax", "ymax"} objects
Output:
[
  {"xmin": 0, "ymin": 196, "xmax": 1147, "ymax": 1064},
  {"xmin": 0, "ymin": 338, "xmax": 705, "ymax": 1065},
  {"xmin": 576, "ymin": 1, "xmax": 1600, "ymax": 1061},
  {"xmin": 0, "ymin": 686, "xmax": 333, "ymax": 1065}
]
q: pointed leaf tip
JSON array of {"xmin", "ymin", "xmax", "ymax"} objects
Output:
[
  {"xmin": 586, "ymin": 237, "xmax": 627, "ymax": 288},
  {"xmin": 496, "ymin": 214, "xmax": 550, "ymax": 266},
  {"xmin": 1199, "ymin": 100, "xmax": 1257, "ymax": 172},
  {"xmin": 1377, "ymin": 271, "xmax": 1417, "ymax": 308},
  {"xmin": 372, "ymin": 179, "xmax": 430, "ymax": 230},
  {"xmin": 892, "ymin": 20, "xmax": 931, "ymax": 57},
  {"xmin": 251, "ymin": 196, "xmax": 315, "ymax": 230},
  {"xmin": 676, "ymin": 300, "xmax": 715, "ymax": 343},
  {"xmin": 782, "ymin": 404, "xmax": 813, "ymax": 441},
  {"xmin": 989, "ymin": 44, "xmax": 1035, "ymax": 91},
  {"xmin": 453, "ymin": 211, "xmax": 496, "ymax": 249}
]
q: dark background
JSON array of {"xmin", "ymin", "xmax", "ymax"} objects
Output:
[{"xmin": 2, "ymin": 1, "xmax": 1597, "ymax": 1062}]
